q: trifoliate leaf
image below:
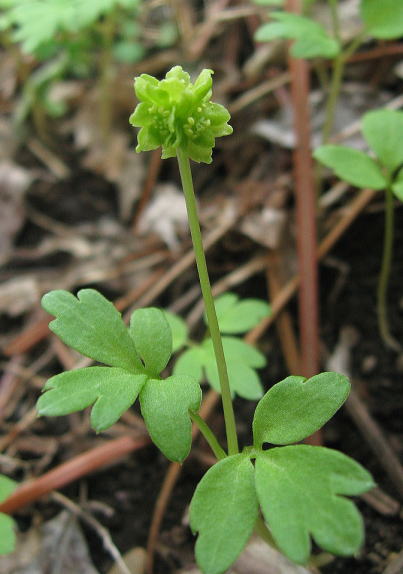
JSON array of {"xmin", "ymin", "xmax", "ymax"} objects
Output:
[
  {"xmin": 313, "ymin": 145, "xmax": 387, "ymax": 190},
  {"xmin": 203, "ymin": 338, "xmax": 265, "ymax": 400},
  {"xmin": 253, "ymin": 372, "xmax": 350, "ymax": 446},
  {"xmin": 42, "ymin": 289, "xmax": 142, "ymax": 373},
  {"xmin": 174, "ymin": 338, "xmax": 265, "ymax": 400},
  {"xmin": 190, "ymin": 454, "xmax": 259, "ymax": 574},
  {"xmin": 361, "ymin": 0, "xmax": 403, "ymax": 40},
  {"xmin": 37, "ymin": 367, "xmax": 147, "ymax": 432},
  {"xmin": 212, "ymin": 293, "xmax": 271, "ymax": 334},
  {"xmin": 139, "ymin": 374, "xmax": 201, "ymax": 462},
  {"xmin": 164, "ymin": 311, "xmax": 189, "ymax": 352},
  {"xmin": 0, "ymin": 475, "xmax": 17, "ymax": 555},
  {"xmin": 255, "ymin": 445, "xmax": 375, "ymax": 564},
  {"xmin": 174, "ymin": 347, "xmax": 205, "ymax": 382},
  {"xmin": 130, "ymin": 66, "xmax": 233, "ymax": 164},
  {"xmin": 129, "ymin": 308, "xmax": 172, "ymax": 376},
  {"xmin": 362, "ymin": 110, "xmax": 403, "ymax": 173},
  {"xmin": 255, "ymin": 12, "xmax": 340, "ymax": 59}
]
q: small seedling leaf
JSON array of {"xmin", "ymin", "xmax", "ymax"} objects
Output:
[
  {"xmin": 173, "ymin": 347, "xmax": 205, "ymax": 383},
  {"xmin": 361, "ymin": 0, "xmax": 403, "ymax": 40},
  {"xmin": 313, "ymin": 145, "xmax": 387, "ymax": 189},
  {"xmin": 253, "ymin": 372, "xmax": 350, "ymax": 446},
  {"xmin": 42, "ymin": 290, "xmax": 142, "ymax": 373},
  {"xmin": 203, "ymin": 338, "xmax": 265, "ymax": 399},
  {"xmin": 255, "ymin": 12, "xmax": 340, "ymax": 59},
  {"xmin": 0, "ymin": 475, "xmax": 17, "ymax": 555},
  {"xmin": 37, "ymin": 367, "xmax": 147, "ymax": 432},
  {"xmin": 164, "ymin": 311, "xmax": 189, "ymax": 352},
  {"xmin": 140, "ymin": 375, "xmax": 202, "ymax": 462},
  {"xmin": 212, "ymin": 292, "xmax": 271, "ymax": 334},
  {"xmin": 129, "ymin": 308, "xmax": 172, "ymax": 376},
  {"xmin": 255, "ymin": 445, "xmax": 375, "ymax": 564},
  {"xmin": 362, "ymin": 110, "xmax": 403, "ymax": 173},
  {"xmin": 190, "ymin": 454, "xmax": 259, "ymax": 574}
]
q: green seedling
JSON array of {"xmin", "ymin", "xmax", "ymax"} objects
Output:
[
  {"xmin": 0, "ymin": 0, "xmax": 144, "ymax": 137},
  {"xmin": 314, "ymin": 109, "xmax": 403, "ymax": 352},
  {"xmin": 254, "ymin": 0, "xmax": 403, "ymax": 141},
  {"xmin": 0, "ymin": 474, "xmax": 17, "ymax": 555},
  {"xmin": 37, "ymin": 290, "xmax": 201, "ymax": 462},
  {"xmin": 33, "ymin": 66, "xmax": 374, "ymax": 572},
  {"xmin": 167, "ymin": 293, "xmax": 271, "ymax": 400}
]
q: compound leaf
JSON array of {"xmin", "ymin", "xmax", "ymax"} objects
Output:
[
  {"xmin": 42, "ymin": 289, "xmax": 142, "ymax": 373},
  {"xmin": 314, "ymin": 145, "xmax": 387, "ymax": 190},
  {"xmin": 0, "ymin": 475, "xmax": 17, "ymax": 555},
  {"xmin": 255, "ymin": 445, "xmax": 375, "ymax": 564},
  {"xmin": 190, "ymin": 454, "xmax": 258, "ymax": 574},
  {"xmin": 203, "ymin": 338, "xmax": 265, "ymax": 400},
  {"xmin": 213, "ymin": 292, "xmax": 271, "ymax": 334},
  {"xmin": 362, "ymin": 110, "xmax": 403, "ymax": 173},
  {"xmin": 255, "ymin": 12, "xmax": 340, "ymax": 59},
  {"xmin": 173, "ymin": 347, "xmax": 205, "ymax": 383},
  {"xmin": 130, "ymin": 308, "xmax": 172, "ymax": 376},
  {"xmin": 253, "ymin": 372, "xmax": 350, "ymax": 446},
  {"xmin": 37, "ymin": 367, "xmax": 147, "ymax": 432},
  {"xmin": 361, "ymin": 0, "xmax": 403, "ymax": 40},
  {"xmin": 164, "ymin": 311, "xmax": 189, "ymax": 352},
  {"xmin": 140, "ymin": 375, "xmax": 202, "ymax": 462}
]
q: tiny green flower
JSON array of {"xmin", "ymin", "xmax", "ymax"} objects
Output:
[{"xmin": 129, "ymin": 66, "xmax": 233, "ymax": 164}]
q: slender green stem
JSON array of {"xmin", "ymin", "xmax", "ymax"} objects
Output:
[
  {"xmin": 328, "ymin": 0, "xmax": 341, "ymax": 43},
  {"xmin": 189, "ymin": 411, "xmax": 227, "ymax": 460},
  {"xmin": 321, "ymin": 53, "xmax": 344, "ymax": 143},
  {"xmin": 377, "ymin": 185, "xmax": 401, "ymax": 352},
  {"xmin": 176, "ymin": 148, "xmax": 239, "ymax": 455},
  {"xmin": 254, "ymin": 516, "xmax": 276, "ymax": 548},
  {"xmin": 98, "ymin": 14, "xmax": 116, "ymax": 142}
]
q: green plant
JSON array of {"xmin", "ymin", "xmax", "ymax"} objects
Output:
[
  {"xmin": 166, "ymin": 293, "xmax": 271, "ymax": 400},
  {"xmin": 33, "ymin": 66, "xmax": 374, "ymax": 573},
  {"xmin": 0, "ymin": 0, "xmax": 145, "ymax": 137},
  {"xmin": 314, "ymin": 109, "xmax": 403, "ymax": 351},
  {"xmin": 254, "ymin": 0, "xmax": 403, "ymax": 141},
  {"xmin": 0, "ymin": 475, "xmax": 17, "ymax": 555}
]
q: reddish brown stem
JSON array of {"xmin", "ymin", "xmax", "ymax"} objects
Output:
[{"xmin": 0, "ymin": 435, "xmax": 150, "ymax": 515}]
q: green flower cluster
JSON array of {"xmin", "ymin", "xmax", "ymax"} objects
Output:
[{"xmin": 130, "ymin": 66, "xmax": 233, "ymax": 163}]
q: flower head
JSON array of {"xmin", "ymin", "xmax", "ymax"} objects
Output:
[{"xmin": 130, "ymin": 66, "xmax": 233, "ymax": 164}]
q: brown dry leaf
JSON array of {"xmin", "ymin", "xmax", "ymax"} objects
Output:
[
  {"xmin": 0, "ymin": 276, "xmax": 39, "ymax": 316},
  {"xmin": 181, "ymin": 537, "xmax": 311, "ymax": 574},
  {"xmin": 0, "ymin": 161, "xmax": 33, "ymax": 264},
  {"xmin": 0, "ymin": 511, "xmax": 99, "ymax": 574},
  {"xmin": 106, "ymin": 547, "xmax": 146, "ymax": 574},
  {"xmin": 137, "ymin": 183, "xmax": 188, "ymax": 251}
]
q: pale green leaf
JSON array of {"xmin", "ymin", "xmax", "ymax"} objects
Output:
[
  {"xmin": 253, "ymin": 372, "xmax": 350, "ymax": 446},
  {"xmin": 361, "ymin": 0, "xmax": 403, "ymax": 40},
  {"xmin": 252, "ymin": 0, "xmax": 284, "ymax": 5},
  {"xmin": 392, "ymin": 169, "xmax": 403, "ymax": 201},
  {"xmin": 190, "ymin": 454, "xmax": 258, "ymax": 574},
  {"xmin": 362, "ymin": 110, "xmax": 403, "ymax": 172},
  {"xmin": 42, "ymin": 289, "xmax": 142, "ymax": 373},
  {"xmin": 140, "ymin": 375, "xmax": 201, "ymax": 462},
  {"xmin": 164, "ymin": 311, "xmax": 189, "ymax": 352},
  {"xmin": 255, "ymin": 12, "xmax": 340, "ymax": 59},
  {"xmin": 0, "ymin": 475, "xmax": 18, "ymax": 555},
  {"xmin": 173, "ymin": 348, "xmax": 205, "ymax": 382},
  {"xmin": 213, "ymin": 292, "xmax": 271, "ymax": 334},
  {"xmin": 37, "ymin": 367, "xmax": 147, "ymax": 432},
  {"xmin": 129, "ymin": 308, "xmax": 172, "ymax": 376},
  {"xmin": 221, "ymin": 337, "xmax": 266, "ymax": 368},
  {"xmin": 255, "ymin": 445, "xmax": 375, "ymax": 564},
  {"xmin": 314, "ymin": 145, "xmax": 387, "ymax": 189}
]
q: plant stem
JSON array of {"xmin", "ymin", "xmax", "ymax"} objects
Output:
[
  {"xmin": 254, "ymin": 516, "xmax": 276, "ymax": 548},
  {"xmin": 321, "ymin": 53, "xmax": 344, "ymax": 143},
  {"xmin": 328, "ymin": 0, "xmax": 341, "ymax": 43},
  {"xmin": 176, "ymin": 148, "xmax": 239, "ymax": 456},
  {"xmin": 377, "ymin": 184, "xmax": 401, "ymax": 351},
  {"xmin": 98, "ymin": 14, "xmax": 116, "ymax": 142},
  {"xmin": 189, "ymin": 411, "xmax": 226, "ymax": 460}
]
